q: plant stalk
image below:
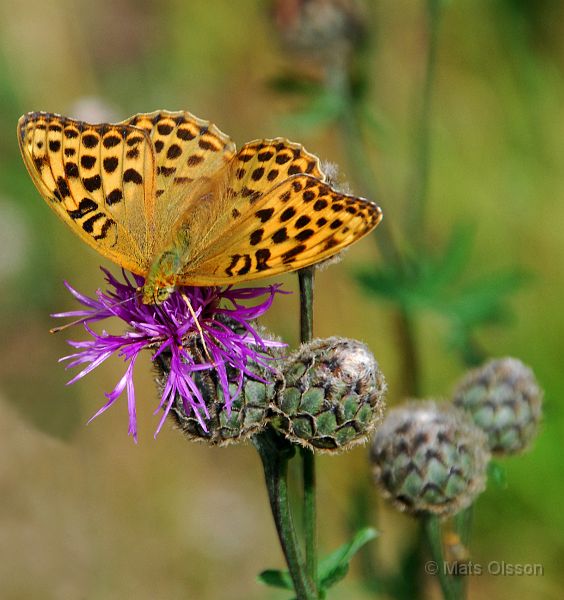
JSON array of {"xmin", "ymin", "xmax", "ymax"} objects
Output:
[
  {"xmin": 254, "ymin": 429, "xmax": 317, "ymax": 600},
  {"xmin": 422, "ymin": 515, "xmax": 464, "ymax": 600},
  {"xmin": 298, "ymin": 267, "xmax": 318, "ymax": 592},
  {"xmin": 407, "ymin": 0, "xmax": 442, "ymax": 245}
]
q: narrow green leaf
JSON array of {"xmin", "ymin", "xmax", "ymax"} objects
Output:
[
  {"xmin": 320, "ymin": 563, "xmax": 349, "ymax": 590},
  {"xmin": 318, "ymin": 527, "xmax": 378, "ymax": 589},
  {"xmin": 257, "ymin": 568, "xmax": 293, "ymax": 590}
]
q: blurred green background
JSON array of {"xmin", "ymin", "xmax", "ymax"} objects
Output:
[{"xmin": 0, "ymin": 0, "xmax": 563, "ymax": 598}]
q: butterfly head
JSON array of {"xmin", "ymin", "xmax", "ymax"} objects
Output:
[{"xmin": 141, "ymin": 283, "xmax": 175, "ymax": 305}]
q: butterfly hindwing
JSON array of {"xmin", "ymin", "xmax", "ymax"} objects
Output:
[{"xmin": 120, "ymin": 110, "xmax": 236, "ymax": 235}]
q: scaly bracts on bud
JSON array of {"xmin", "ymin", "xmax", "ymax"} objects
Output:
[
  {"xmin": 452, "ymin": 357, "xmax": 543, "ymax": 456},
  {"xmin": 371, "ymin": 401, "xmax": 490, "ymax": 518}
]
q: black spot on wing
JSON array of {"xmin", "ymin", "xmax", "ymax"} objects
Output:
[
  {"xmin": 177, "ymin": 127, "xmax": 196, "ymax": 141},
  {"xmin": 280, "ymin": 207, "xmax": 296, "ymax": 222},
  {"xmin": 82, "ymin": 212, "xmax": 103, "ymax": 233},
  {"xmin": 237, "ymin": 255, "xmax": 252, "ymax": 275},
  {"xmin": 225, "ymin": 254, "xmax": 241, "ymax": 277},
  {"xmin": 82, "ymin": 134, "xmax": 98, "ymax": 148},
  {"xmin": 106, "ymin": 189, "xmax": 123, "ymax": 205},
  {"xmin": 282, "ymin": 244, "xmax": 307, "ymax": 264},
  {"xmin": 127, "ymin": 135, "xmax": 144, "ymax": 146},
  {"xmin": 258, "ymin": 150, "xmax": 274, "ymax": 161},
  {"xmin": 94, "ymin": 218, "xmax": 116, "ymax": 241},
  {"xmin": 157, "ymin": 166, "xmax": 176, "ymax": 177},
  {"xmin": 65, "ymin": 162, "xmax": 79, "ymax": 178},
  {"xmin": 250, "ymin": 228, "xmax": 264, "ymax": 245},
  {"xmin": 103, "ymin": 135, "xmax": 121, "ymax": 148},
  {"xmin": 123, "ymin": 169, "xmax": 143, "ymax": 184},
  {"xmin": 272, "ymin": 228, "xmax": 288, "ymax": 244},
  {"xmin": 296, "ymin": 229, "xmax": 314, "ymax": 241},
  {"xmin": 167, "ymin": 144, "xmax": 182, "ymax": 159},
  {"xmin": 68, "ymin": 198, "xmax": 97, "ymax": 220},
  {"xmin": 255, "ymin": 248, "xmax": 271, "ymax": 271},
  {"xmin": 255, "ymin": 208, "xmax": 274, "ymax": 223},
  {"xmin": 81, "ymin": 155, "xmax": 96, "ymax": 169},
  {"xmin": 187, "ymin": 154, "xmax": 204, "ymax": 166},
  {"xmin": 103, "ymin": 157, "xmax": 119, "ymax": 173},
  {"xmin": 56, "ymin": 176, "xmax": 71, "ymax": 198},
  {"xmin": 251, "ymin": 167, "xmax": 265, "ymax": 181},
  {"xmin": 83, "ymin": 175, "xmax": 102, "ymax": 192},
  {"xmin": 157, "ymin": 123, "xmax": 174, "ymax": 135}
]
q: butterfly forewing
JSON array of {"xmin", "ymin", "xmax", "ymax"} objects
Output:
[
  {"xmin": 178, "ymin": 173, "xmax": 382, "ymax": 285},
  {"xmin": 173, "ymin": 138, "xmax": 329, "ymax": 259},
  {"xmin": 18, "ymin": 112, "xmax": 155, "ymax": 272}
]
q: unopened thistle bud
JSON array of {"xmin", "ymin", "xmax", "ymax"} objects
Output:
[
  {"xmin": 370, "ymin": 401, "xmax": 490, "ymax": 518},
  {"xmin": 271, "ymin": 337, "xmax": 386, "ymax": 452},
  {"xmin": 452, "ymin": 357, "xmax": 543, "ymax": 455}
]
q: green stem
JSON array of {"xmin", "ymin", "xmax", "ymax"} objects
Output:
[
  {"xmin": 298, "ymin": 267, "xmax": 314, "ymax": 344},
  {"xmin": 451, "ymin": 505, "xmax": 474, "ymax": 599},
  {"xmin": 395, "ymin": 308, "xmax": 420, "ymax": 398},
  {"xmin": 325, "ymin": 64, "xmax": 422, "ymax": 399},
  {"xmin": 454, "ymin": 505, "xmax": 474, "ymax": 547},
  {"xmin": 330, "ymin": 67, "xmax": 401, "ymax": 268},
  {"xmin": 253, "ymin": 429, "xmax": 317, "ymax": 600},
  {"xmin": 422, "ymin": 515, "xmax": 463, "ymax": 600},
  {"xmin": 301, "ymin": 447, "xmax": 317, "ymax": 587},
  {"xmin": 407, "ymin": 0, "xmax": 442, "ymax": 245},
  {"xmin": 298, "ymin": 267, "xmax": 318, "ymax": 592}
]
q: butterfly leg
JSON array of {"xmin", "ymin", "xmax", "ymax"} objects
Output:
[{"xmin": 180, "ymin": 292, "xmax": 215, "ymax": 366}]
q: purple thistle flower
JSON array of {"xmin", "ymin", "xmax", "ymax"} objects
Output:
[{"xmin": 53, "ymin": 268, "xmax": 287, "ymax": 442}]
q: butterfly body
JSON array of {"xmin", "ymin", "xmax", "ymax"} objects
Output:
[{"xmin": 18, "ymin": 110, "xmax": 382, "ymax": 303}]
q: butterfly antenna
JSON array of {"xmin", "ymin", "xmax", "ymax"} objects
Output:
[
  {"xmin": 180, "ymin": 292, "xmax": 214, "ymax": 366},
  {"xmin": 50, "ymin": 317, "xmax": 91, "ymax": 334}
]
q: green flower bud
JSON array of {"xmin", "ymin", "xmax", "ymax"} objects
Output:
[
  {"xmin": 271, "ymin": 337, "xmax": 386, "ymax": 453},
  {"xmin": 371, "ymin": 401, "xmax": 490, "ymax": 518},
  {"xmin": 452, "ymin": 357, "xmax": 543, "ymax": 455}
]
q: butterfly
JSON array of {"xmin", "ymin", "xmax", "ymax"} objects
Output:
[{"xmin": 18, "ymin": 110, "xmax": 382, "ymax": 303}]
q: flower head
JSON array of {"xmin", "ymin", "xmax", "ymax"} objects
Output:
[{"xmin": 53, "ymin": 268, "xmax": 286, "ymax": 441}]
